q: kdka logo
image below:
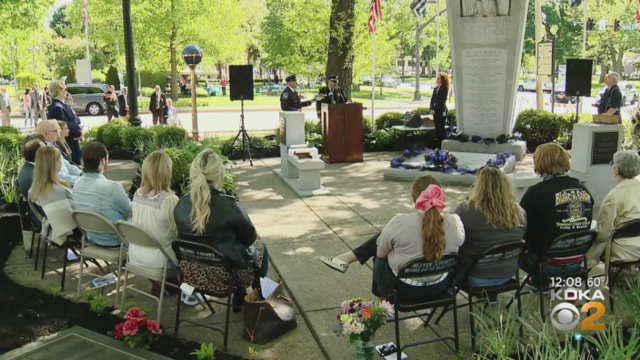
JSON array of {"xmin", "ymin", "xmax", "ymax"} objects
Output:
[{"xmin": 550, "ymin": 289, "xmax": 606, "ymax": 331}]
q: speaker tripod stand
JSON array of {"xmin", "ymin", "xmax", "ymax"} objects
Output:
[{"xmin": 230, "ymin": 98, "xmax": 254, "ymax": 166}]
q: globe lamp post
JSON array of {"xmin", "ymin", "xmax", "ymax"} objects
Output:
[{"xmin": 182, "ymin": 45, "xmax": 203, "ymax": 141}]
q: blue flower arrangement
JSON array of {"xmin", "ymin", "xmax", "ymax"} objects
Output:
[{"xmin": 390, "ymin": 149, "xmax": 513, "ymax": 175}]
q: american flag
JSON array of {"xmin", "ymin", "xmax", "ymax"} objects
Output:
[
  {"xmin": 81, "ymin": 0, "xmax": 89, "ymax": 34},
  {"xmin": 180, "ymin": 76, "xmax": 187, "ymax": 87},
  {"xmin": 368, "ymin": 0, "xmax": 381, "ymax": 34},
  {"xmin": 637, "ymin": 0, "xmax": 640, "ymax": 24}
]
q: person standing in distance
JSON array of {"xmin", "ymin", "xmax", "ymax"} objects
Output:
[
  {"xmin": 429, "ymin": 72, "xmax": 450, "ymax": 149},
  {"xmin": 30, "ymin": 83, "xmax": 48, "ymax": 125},
  {"xmin": 149, "ymin": 85, "xmax": 167, "ymax": 125},
  {"xmin": 316, "ymin": 76, "xmax": 349, "ymax": 119},
  {"xmin": 280, "ymin": 75, "xmax": 315, "ymax": 112}
]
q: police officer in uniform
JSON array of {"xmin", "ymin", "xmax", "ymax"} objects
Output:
[
  {"xmin": 280, "ymin": 75, "xmax": 315, "ymax": 111},
  {"xmin": 316, "ymin": 75, "xmax": 349, "ymax": 118}
]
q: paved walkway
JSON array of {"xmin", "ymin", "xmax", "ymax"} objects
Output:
[{"xmin": 6, "ymin": 154, "xmax": 611, "ymax": 360}]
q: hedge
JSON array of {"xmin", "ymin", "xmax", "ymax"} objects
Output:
[
  {"xmin": 155, "ymin": 126, "xmax": 188, "ymax": 147},
  {"xmin": 99, "ymin": 119, "xmax": 129, "ymax": 148},
  {"xmin": 123, "ymin": 126, "xmax": 155, "ymax": 149},
  {"xmin": 140, "ymin": 70, "xmax": 168, "ymax": 88},
  {"xmin": 16, "ymin": 73, "xmax": 42, "ymax": 89},
  {"xmin": 0, "ymin": 133, "xmax": 24, "ymax": 152},
  {"xmin": 513, "ymin": 109, "xmax": 591, "ymax": 147},
  {"xmin": 375, "ymin": 112, "xmax": 405, "ymax": 129}
]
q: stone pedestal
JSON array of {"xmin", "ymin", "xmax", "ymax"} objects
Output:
[
  {"xmin": 277, "ymin": 112, "xmax": 330, "ymax": 197},
  {"xmin": 569, "ymin": 123, "xmax": 624, "ymax": 204},
  {"xmin": 447, "ymin": 0, "xmax": 530, "ymax": 139},
  {"xmin": 442, "ymin": 140, "xmax": 527, "ymax": 160}
]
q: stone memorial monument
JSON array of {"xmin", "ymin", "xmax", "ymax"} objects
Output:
[
  {"xmin": 277, "ymin": 112, "xmax": 329, "ymax": 197},
  {"xmin": 442, "ymin": 0, "xmax": 529, "ymax": 159}
]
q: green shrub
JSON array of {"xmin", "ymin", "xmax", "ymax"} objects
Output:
[
  {"xmin": 0, "ymin": 133, "xmax": 24, "ymax": 152},
  {"xmin": 447, "ymin": 108, "xmax": 456, "ymax": 127},
  {"xmin": 163, "ymin": 148, "xmax": 195, "ymax": 189},
  {"xmin": 375, "ymin": 112, "xmax": 404, "ymax": 129},
  {"xmin": 155, "ymin": 126, "xmax": 188, "ymax": 147},
  {"xmin": 139, "ymin": 100, "xmax": 150, "ymax": 109},
  {"xmin": 140, "ymin": 87, "xmax": 155, "ymax": 97},
  {"xmin": 362, "ymin": 116, "xmax": 373, "ymax": 134},
  {"xmin": 514, "ymin": 110, "xmax": 590, "ymax": 147},
  {"xmin": 174, "ymin": 99, "xmax": 192, "ymax": 107},
  {"xmin": 140, "ymin": 70, "xmax": 167, "ymax": 88},
  {"xmin": 196, "ymin": 88, "xmax": 208, "ymax": 97},
  {"xmin": 123, "ymin": 127, "xmax": 155, "ymax": 149},
  {"xmin": 100, "ymin": 119, "xmax": 129, "ymax": 148},
  {"xmin": 92, "ymin": 70, "xmax": 106, "ymax": 84},
  {"xmin": 16, "ymin": 73, "xmax": 42, "ymax": 89},
  {"xmin": 304, "ymin": 121, "xmax": 321, "ymax": 134},
  {"xmin": 0, "ymin": 126, "xmax": 21, "ymax": 135},
  {"xmin": 367, "ymin": 129, "xmax": 395, "ymax": 149},
  {"xmin": 415, "ymin": 107, "xmax": 431, "ymax": 115},
  {"xmin": 105, "ymin": 66, "xmax": 120, "ymax": 89},
  {"xmin": 223, "ymin": 173, "xmax": 236, "ymax": 197}
]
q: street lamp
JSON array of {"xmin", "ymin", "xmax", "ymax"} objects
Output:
[
  {"xmin": 28, "ymin": 46, "xmax": 39, "ymax": 74},
  {"xmin": 122, "ymin": 0, "xmax": 141, "ymax": 126},
  {"xmin": 182, "ymin": 44, "xmax": 203, "ymax": 141},
  {"xmin": 10, "ymin": 46, "xmax": 18, "ymax": 99}
]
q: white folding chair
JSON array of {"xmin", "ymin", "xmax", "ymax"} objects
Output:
[
  {"xmin": 72, "ymin": 211, "xmax": 127, "ymax": 306},
  {"xmin": 115, "ymin": 221, "xmax": 180, "ymax": 325}
]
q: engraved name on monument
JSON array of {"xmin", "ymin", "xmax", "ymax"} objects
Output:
[{"xmin": 461, "ymin": 48, "xmax": 508, "ymax": 138}]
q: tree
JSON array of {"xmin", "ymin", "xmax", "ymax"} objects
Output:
[
  {"xmin": 46, "ymin": 36, "xmax": 107, "ymax": 81},
  {"xmin": 50, "ymin": 4, "xmax": 71, "ymax": 38},
  {"xmin": 326, "ymin": 0, "xmax": 356, "ymax": 99}
]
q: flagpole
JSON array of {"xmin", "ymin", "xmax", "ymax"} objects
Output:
[
  {"xmin": 371, "ymin": 30, "xmax": 376, "ymax": 131},
  {"xmin": 85, "ymin": 0, "xmax": 91, "ymax": 61}
]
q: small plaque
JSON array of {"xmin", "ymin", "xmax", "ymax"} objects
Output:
[
  {"xmin": 279, "ymin": 116, "xmax": 286, "ymax": 145},
  {"xmin": 591, "ymin": 131, "xmax": 619, "ymax": 166}
]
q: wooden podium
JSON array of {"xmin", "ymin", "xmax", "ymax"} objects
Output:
[{"xmin": 321, "ymin": 103, "xmax": 364, "ymax": 163}]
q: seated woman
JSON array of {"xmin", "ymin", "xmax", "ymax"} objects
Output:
[
  {"xmin": 29, "ymin": 147, "xmax": 80, "ymax": 243},
  {"xmin": 56, "ymin": 121, "xmax": 76, "ymax": 166},
  {"xmin": 321, "ymin": 175, "xmax": 465, "ymax": 301},
  {"xmin": 454, "ymin": 167, "xmax": 526, "ymax": 298},
  {"xmin": 519, "ymin": 143, "xmax": 594, "ymax": 291},
  {"xmin": 586, "ymin": 150, "xmax": 640, "ymax": 277},
  {"xmin": 73, "ymin": 142, "xmax": 132, "ymax": 247},
  {"xmin": 174, "ymin": 149, "xmax": 268, "ymax": 309},
  {"xmin": 130, "ymin": 151, "xmax": 180, "ymax": 297}
]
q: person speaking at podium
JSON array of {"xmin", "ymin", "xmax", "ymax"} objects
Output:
[
  {"xmin": 280, "ymin": 75, "xmax": 315, "ymax": 111},
  {"xmin": 316, "ymin": 75, "xmax": 349, "ymax": 118}
]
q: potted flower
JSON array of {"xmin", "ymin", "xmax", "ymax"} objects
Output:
[
  {"xmin": 115, "ymin": 307, "xmax": 162, "ymax": 349},
  {"xmin": 333, "ymin": 298, "xmax": 389, "ymax": 360}
]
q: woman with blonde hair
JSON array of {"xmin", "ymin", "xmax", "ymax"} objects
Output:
[
  {"xmin": 322, "ymin": 175, "xmax": 465, "ymax": 301},
  {"xmin": 174, "ymin": 149, "xmax": 267, "ymax": 309},
  {"xmin": 30, "ymin": 147, "xmax": 71, "ymax": 205},
  {"xmin": 130, "ymin": 151, "xmax": 181, "ymax": 297},
  {"xmin": 56, "ymin": 121, "xmax": 73, "ymax": 160},
  {"xmin": 454, "ymin": 167, "xmax": 526, "ymax": 303},
  {"xmin": 519, "ymin": 143, "xmax": 594, "ymax": 291}
]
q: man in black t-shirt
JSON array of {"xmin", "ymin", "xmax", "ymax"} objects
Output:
[
  {"xmin": 519, "ymin": 144, "xmax": 595, "ymax": 291},
  {"xmin": 597, "ymin": 72, "xmax": 623, "ymax": 117}
]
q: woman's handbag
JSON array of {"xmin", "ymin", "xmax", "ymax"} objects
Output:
[{"xmin": 243, "ymin": 280, "xmax": 297, "ymax": 344}]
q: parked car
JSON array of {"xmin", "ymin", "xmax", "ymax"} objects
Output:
[
  {"xmin": 361, "ymin": 76, "xmax": 372, "ymax": 86},
  {"xmin": 554, "ymin": 82, "xmax": 576, "ymax": 104},
  {"xmin": 381, "ymin": 76, "xmax": 396, "ymax": 88},
  {"xmin": 518, "ymin": 78, "xmax": 552, "ymax": 92},
  {"xmin": 595, "ymin": 81, "xmax": 637, "ymax": 106},
  {"xmin": 65, "ymin": 83, "xmax": 109, "ymax": 116}
]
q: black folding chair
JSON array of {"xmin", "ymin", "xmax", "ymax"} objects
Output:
[
  {"xmin": 428, "ymin": 241, "xmax": 525, "ymax": 350},
  {"xmin": 172, "ymin": 240, "xmax": 241, "ymax": 351},
  {"xmin": 385, "ymin": 255, "xmax": 460, "ymax": 359},
  {"xmin": 604, "ymin": 219, "xmax": 640, "ymax": 313},
  {"xmin": 506, "ymin": 230, "xmax": 597, "ymax": 322}
]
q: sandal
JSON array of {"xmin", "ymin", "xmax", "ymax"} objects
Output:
[{"xmin": 320, "ymin": 256, "xmax": 349, "ymax": 273}]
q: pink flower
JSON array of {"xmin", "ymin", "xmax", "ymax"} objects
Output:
[
  {"xmin": 122, "ymin": 320, "xmax": 139, "ymax": 336},
  {"xmin": 146, "ymin": 320, "xmax": 162, "ymax": 335},
  {"xmin": 114, "ymin": 323, "xmax": 124, "ymax": 339},
  {"xmin": 414, "ymin": 185, "xmax": 446, "ymax": 213},
  {"xmin": 125, "ymin": 307, "xmax": 146, "ymax": 324}
]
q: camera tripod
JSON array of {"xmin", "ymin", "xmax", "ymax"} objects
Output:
[{"xmin": 230, "ymin": 98, "xmax": 254, "ymax": 166}]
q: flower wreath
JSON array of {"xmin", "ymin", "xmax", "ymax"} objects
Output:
[{"xmin": 390, "ymin": 148, "xmax": 512, "ymax": 175}]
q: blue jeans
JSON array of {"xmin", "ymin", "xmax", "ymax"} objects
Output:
[{"xmin": 520, "ymin": 252, "xmax": 581, "ymax": 287}]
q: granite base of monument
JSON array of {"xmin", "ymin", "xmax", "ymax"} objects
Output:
[
  {"xmin": 383, "ymin": 151, "xmax": 518, "ymax": 187},
  {"xmin": 441, "ymin": 140, "xmax": 527, "ymax": 161},
  {"xmin": 569, "ymin": 123, "xmax": 624, "ymax": 204},
  {"xmin": 276, "ymin": 169, "xmax": 331, "ymax": 198}
]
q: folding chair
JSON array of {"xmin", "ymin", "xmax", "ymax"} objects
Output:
[
  {"xmin": 27, "ymin": 201, "xmax": 44, "ymax": 263},
  {"xmin": 172, "ymin": 240, "xmax": 240, "ymax": 351},
  {"xmin": 603, "ymin": 219, "xmax": 640, "ymax": 313},
  {"xmin": 386, "ymin": 255, "xmax": 460, "ymax": 359},
  {"xmin": 428, "ymin": 241, "xmax": 525, "ymax": 350},
  {"xmin": 507, "ymin": 230, "xmax": 597, "ymax": 322},
  {"xmin": 115, "ymin": 221, "xmax": 180, "ymax": 326},
  {"xmin": 72, "ymin": 211, "xmax": 127, "ymax": 306}
]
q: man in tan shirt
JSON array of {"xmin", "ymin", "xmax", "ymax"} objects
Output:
[{"xmin": 587, "ymin": 150, "xmax": 640, "ymax": 278}]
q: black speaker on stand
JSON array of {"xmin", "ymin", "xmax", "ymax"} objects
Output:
[
  {"xmin": 565, "ymin": 59, "xmax": 593, "ymax": 121},
  {"xmin": 229, "ymin": 65, "xmax": 256, "ymax": 166}
]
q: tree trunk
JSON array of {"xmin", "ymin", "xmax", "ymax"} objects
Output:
[
  {"xmin": 326, "ymin": 0, "xmax": 356, "ymax": 99},
  {"xmin": 599, "ymin": 65, "xmax": 609, "ymax": 83},
  {"xmin": 401, "ymin": 57, "xmax": 405, "ymax": 82},
  {"xmin": 170, "ymin": 0, "xmax": 179, "ymax": 101}
]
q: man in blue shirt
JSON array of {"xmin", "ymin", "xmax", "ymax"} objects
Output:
[{"xmin": 73, "ymin": 142, "xmax": 131, "ymax": 247}]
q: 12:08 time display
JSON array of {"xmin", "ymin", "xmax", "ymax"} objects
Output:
[{"xmin": 550, "ymin": 276, "xmax": 604, "ymax": 288}]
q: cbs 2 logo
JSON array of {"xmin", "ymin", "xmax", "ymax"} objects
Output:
[{"xmin": 551, "ymin": 302, "xmax": 605, "ymax": 331}]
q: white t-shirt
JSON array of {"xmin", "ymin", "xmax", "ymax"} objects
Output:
[{"xmin": 377, "ymin": 212, "xmax": 465, "ymax": 283}]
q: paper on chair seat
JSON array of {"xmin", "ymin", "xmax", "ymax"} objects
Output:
[
  {"xmin": 92, "ymin": 273, "xmax": 117, "ymax": 288},
  {"xmin": 260, "ymin": 277, "xmax": 279, "ymax": 299}
]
